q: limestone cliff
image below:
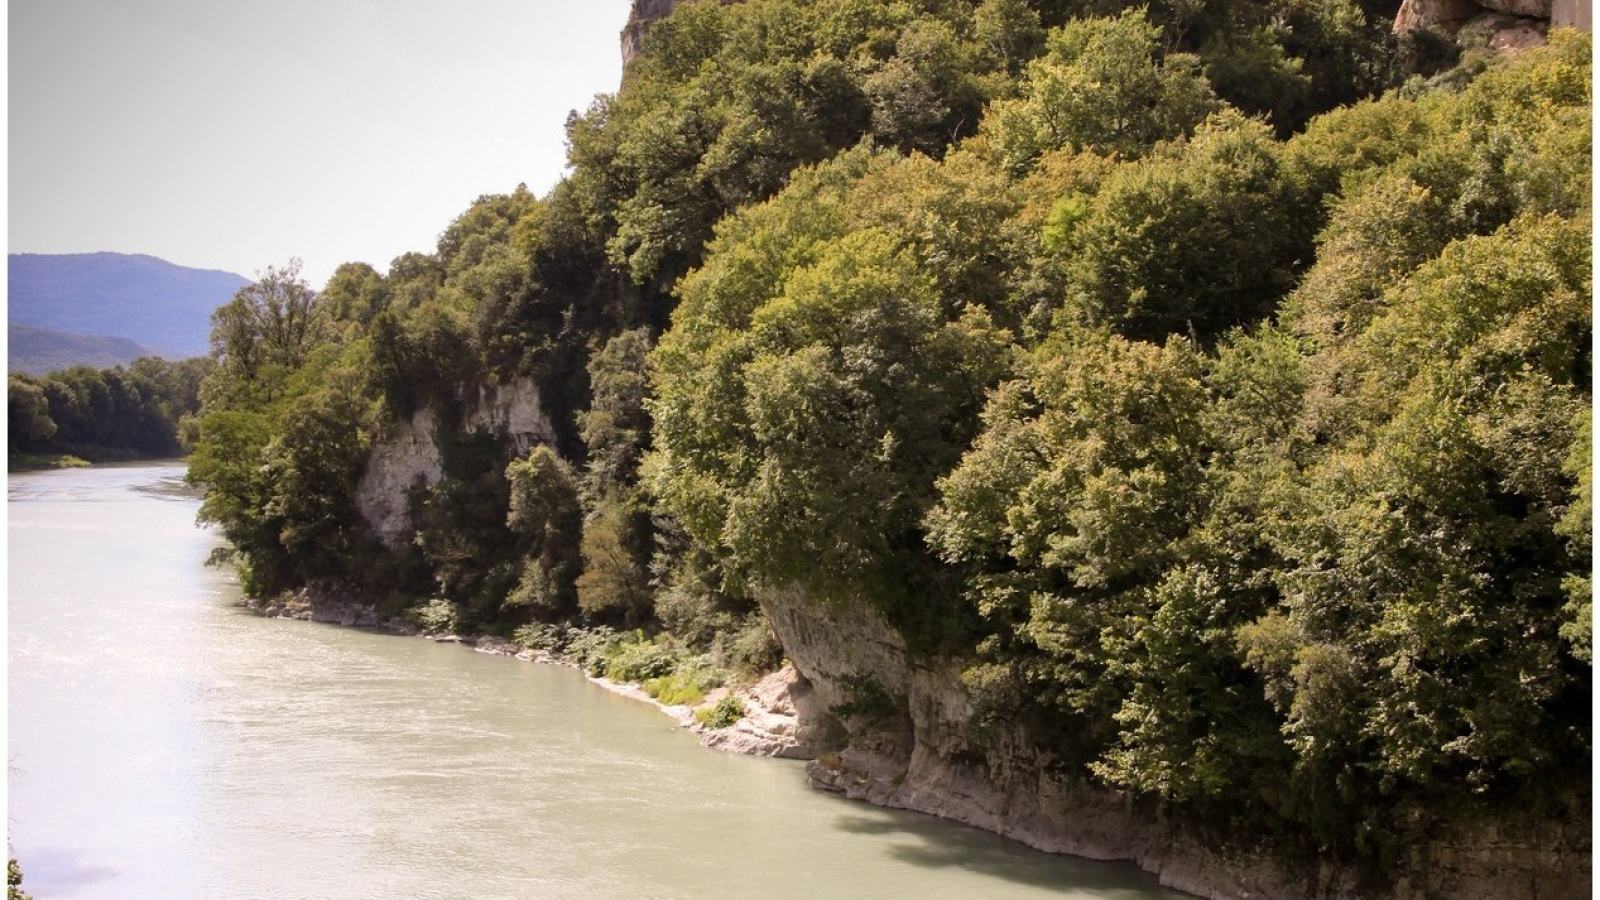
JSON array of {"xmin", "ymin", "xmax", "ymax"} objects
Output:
[
  {"xmin": 621, "ymin": 0, "xmax": 747, "ymax": 66},
  {"xmin": 1394, "ymin": 0, "xmax": 1587, "ymax": 52},
  {"xmin": 355, "ymin": 377, "xmax": 557, "ymax": 548},
  {"xmin": 754, "ymin": 583, "xmax": 1591, "ymax": 900},
  {"xmin": 626, "ymin": 0, "xmax": 1587, "ymax": 66}
]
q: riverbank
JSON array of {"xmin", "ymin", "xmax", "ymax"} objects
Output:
[
  {"xmin": 15, "ymin": 462, "xmax": 1199, "ymax": 900},
  {"xmin": 245, "ymin": 586, "xmax": 1589, "ymax": 900},
  {"xmin": 247, "ymin": 587, "xmax": 823, "ymax": 760},
  {"xmin": 7, "ymin": 452, "xmax": 91, "ymax": 472}
]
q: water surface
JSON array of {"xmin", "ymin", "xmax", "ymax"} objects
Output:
[{"xmin": 9, "ymin": 463, "xmax": 1187, "ymax": 899}]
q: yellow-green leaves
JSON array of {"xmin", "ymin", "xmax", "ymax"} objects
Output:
[{"xmin": 982, "ymin": 9, "xmax": 1218, "ymax": 170}]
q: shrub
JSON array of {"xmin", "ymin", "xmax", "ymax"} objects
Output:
[
  {"xmin": 696, "ymin": 694, "xmax": 746, "ymax": 729},
  {"xmin": 713, "ymin": 616, "xmax": 783, "ymax": 675},
  {"xmin": 406, "ymin": 597, "xmax": 458, "ymax": 635},
  {"xmin": 511, "ymin": 621, "xmax": 567, "ymax": 653},
  {"xmin": 564, "ymin": 625, "xmax": 620, "ymax": 676},
  {"xmin": 643, "ymin": 658, "xmax": 727, "ymax": 706},
  {"xmin": 603, "ymin": 634, "xmax": 683, "ymax": 682}
]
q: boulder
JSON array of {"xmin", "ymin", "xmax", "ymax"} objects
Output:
[
  {"xmin": 1478, "ymin": 0, "xmax": 1554, "ymax": 16},
  {"xmin": 1394, "ymin": 0, "xmax": 1491, "ymax": 34}
]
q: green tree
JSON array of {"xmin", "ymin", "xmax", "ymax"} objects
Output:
[
  {"xmin": 260, "ymin": 364, "xmax": 378, "ymax": 580},
  {"xmin": 578, "ymin": 328, "xmax": 655, "ymax": 501},
  {"xmin": 973, "ymin": 0, "xmax": 1046, "ymax": 74},
  {"xmin": 982, "ymin": 9, "xmax": 1218, "ymax": 170},
  {"xmin": 504, "ymin": 445, "xmax": 584, "ymax": 622},
  {"xmin": 9, "ymin": 858, "xmax": 32, "ymax": 900},
  {"xmin": 1239, "ymin": 213, "xmax": 1590, "ymax": 848},
  {"xmin": 1057, "ymin": 111, "xmax": 1307, "ymax": 343},
  {"xmin": 8, "ymin": 375, "xmax": 56, "ymax": 451},
  {"xmin": 205, "ymin": 260, "xmax": 326, "ymax": 408},
  {"xmin": 929, "ymin": 333, "xmax": 1213, "ymax": 756},
  {"xmin": 654, "ymin": 222, "xmax": 1011, "ymax": 640}
]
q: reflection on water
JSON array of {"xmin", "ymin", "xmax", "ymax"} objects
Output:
[{"xmin": 9, "ymin": 463, "xmax": 1190, "ymax": 900}]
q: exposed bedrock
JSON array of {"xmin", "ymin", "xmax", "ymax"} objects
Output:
[
  {"xmin": 755, "ymin": 582, "xmax": 1590, "ymax": 900},
  {"xmin": 355, "ymin": 377, "xmax": 557, "ymax": 548}
]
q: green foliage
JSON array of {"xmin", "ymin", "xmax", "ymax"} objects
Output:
[
  {"xmin": 695, "ymin": 693, "xmax": 747, "ymax": 729},
  {"xmin": 8, "ymin": 356, "xmax": 211, "ymax": 459},
  {"xmin": 179, "ymin": 9, "xmax": 1590, "ymax": 878},
  {"xmin": 919, "ymin": 37, "xmax": 1591, "ymax": 856},
  {"xmin": 1249, "ymin": 215, "xmax": 1590, "ymax": 812},
  {"xmin": 604, "ymin": 634, "xmax": 685, "ymax": 683},
  {"xmin": 576, "ymin": 491, "xmax": 655, "ymax": 626},
  {"xmin": 655, "ymin": 219, "xmax": 1011, "ymax": 616},
  {"xmin": 1557, "ymin": 412, "xmax": 1591, "ymax": 662},
  {"xmin": 930, "ymin": 332, "xmax": 1222, "ymax": 763},
  {"xmin": 564, "ymin": 624, "xmax": 623, "ymax": 677},
  {"xmin": 566, "ymin": 0, "xmax": 1043, "ymax": 293},
  {"xmin": 8, "ymin": 858, "xmax": 32, "ymax": 900},
  {"xmin": 579, "ymin": 328, "xmax": 655, "ymax": 499},
  {"xmin": 205, "ymin": 260, "xmax": 326, "ymax": 407},
  {"xmin": 8, "ymin": 374, "xmax": 56, "ymax": 450},
  {"xmin": 643, "ymin": 657, "xmax": 727, "ymax": 706},
  {"xmin": 1056, "ymin": 111, "xmax": 1309, "ymax": 343},
  {"xmin": 504, "ymin": 446, "xmax": 584, "ymax": 620},
  {"xmin": 982, "ymin": 9, "xmax": 1218, "ymax": 169},
  {"xmin": 261, "ymin": 365, "xmax": 378, "ymax": 578},
  {"xmin": 973, "ymin": 0, "xmax": 1046, "ymax": 74},
  {"xmin": 407, "ymin": 597, "xmax": 460, "ymax": 635}
]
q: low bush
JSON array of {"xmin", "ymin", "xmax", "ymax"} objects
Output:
[
  {"xmin": 564, "ymin": 625, "xmax": 620, "ymax": 676},
  {"xmin": 643, "ymin": 657, "xmax": 726, "ymax": 706},
  {"xmin": 604, "ymin": 635, "xmax": 683, "ymax": 682},
  {"xmin": 511, "ymin": 621, "xmax": 567, "ymax": 653},
  {"xmin": 406, "ymin": 597, "xmax": 458, "ymax": 635},
  {"xmin": 695, "ymin": 694, "xmax": 746, "ymax": 729}
]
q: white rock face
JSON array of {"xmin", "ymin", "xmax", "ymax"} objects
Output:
[
  {"xmin": 1393, "ymin": 0, "xmax": 1561, "ymax": 34},
  {"xmin": 755, "ymin": 581, "xmax": 1589, "ymax": 900},
  {"xmin": 701, "ymin": 665, "xmax": 841, "ymax": 758},
  {"xmin": 1477, "ymin": 0, "xmax": 1554, "ymax": 18},
  {"xmin": 355, "ymin": 378, "xmax": 557, "ymax": 549},
  {"xmin": 1394, "ymin": 0, "xmax": 1492, "ymax": 34}
]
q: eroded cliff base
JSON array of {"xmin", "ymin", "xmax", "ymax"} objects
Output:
[
  {"xmin": 243, "ymin": 584, "xmax": 1589, "ymax": 900},
  {"xmin": 755, "ymin": 583, "xmax": 1590, "ymax": 900}
]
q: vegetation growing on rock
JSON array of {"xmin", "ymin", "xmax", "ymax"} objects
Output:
[{"xmin": 176, "ymin": 0, "xmax": 1590, "ymax": 886}]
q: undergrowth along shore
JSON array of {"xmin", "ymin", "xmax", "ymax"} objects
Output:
[
  {"xmin": 251, "ymin": 591, "xmax": 750, "ymax": 730},
  {"xmin": 7, "ymin": 452, "xmax": 91, "ymax": 472}
]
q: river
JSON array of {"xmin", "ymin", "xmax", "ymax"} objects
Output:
[{"xmin": 8, "ymin": 462, "xmax": 1186, "ymax": 899}]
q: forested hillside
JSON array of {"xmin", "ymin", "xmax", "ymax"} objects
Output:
[
  {"xmin": 185, "ymin": 1, "xmax": 1589, "ymax": 893},
  {"xmin": 8, "ymin": 325, "xmax": 156, "ymax": 377},
  {"xmin": 8, "ymin": 253, "xmax": 248, "ymax": 358}
]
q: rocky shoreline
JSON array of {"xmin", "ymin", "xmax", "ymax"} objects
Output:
[
  {"xmin": 250, "ymin": 586, "xmax": 1589, "ymax": 900},
  {"xmin": 250, "ymin": 587, "xmax": 823, "ymax": 761}
]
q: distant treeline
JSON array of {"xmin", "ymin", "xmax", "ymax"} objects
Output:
[{"xmin": 8, "ymin": 356, "xmax": 212, "ymax": 462}]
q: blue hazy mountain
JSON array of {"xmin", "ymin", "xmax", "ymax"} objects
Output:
[
  {"xmin": 9, "ymin": 252, "xmax": 249, "ymax": 361},
  {"xmin": 8, "ymin": 324, "xmax": 157, "ymax": 375}
]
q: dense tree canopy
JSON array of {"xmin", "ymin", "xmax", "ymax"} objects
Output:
[
  {"xmin": 182, "ymin": 0, "xmax": 1589, "ymax": 877},
  {"xmin": 8, "ymin": 356, "xmax": 211, "ymax": 462}
]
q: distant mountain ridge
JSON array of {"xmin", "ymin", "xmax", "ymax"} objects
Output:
[
  {"xmin": 8, "ymin": 324, "xmax": 156, "ymax": 375},
  {"xmin": 8, "ymin": 252, "xmax": 249, "ymax": 364}
]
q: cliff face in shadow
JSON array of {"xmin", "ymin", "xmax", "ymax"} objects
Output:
[{"xmin": 756, "ymin": 582, "xmax": 1591, "ymax": 900}]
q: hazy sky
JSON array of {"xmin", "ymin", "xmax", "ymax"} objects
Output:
[{"xmin": 10, "ymin": 0, "xmax": 635, "ymax": 287}]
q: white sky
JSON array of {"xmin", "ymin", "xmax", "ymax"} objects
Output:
[{"xmin": 9, "ymin": 0, "xmax": 634, "ymax": 288}]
